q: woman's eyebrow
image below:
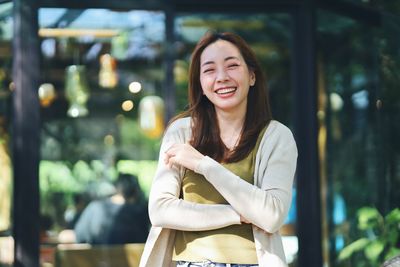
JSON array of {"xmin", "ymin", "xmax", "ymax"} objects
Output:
[
  {"xmin": 225, "ymin": 56, "xmax": 240, "ymax": 61},
  {"xmin": 201, "ymin": 61, "xmax": 214, "ymax": 67}
]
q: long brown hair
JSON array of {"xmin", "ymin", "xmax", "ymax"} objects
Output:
[{"xmin": 174, "ymin": 31, "xmax": 272, "ymax": 163}]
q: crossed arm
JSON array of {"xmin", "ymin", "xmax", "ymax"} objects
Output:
[{"xmin": 149, "ymin": 121, "xmax": 298, "ymax": 234}]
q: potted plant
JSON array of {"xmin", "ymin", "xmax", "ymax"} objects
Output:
[{"xmin": 338, "ymin": 207, "xmax": 400, "ymax": 266}]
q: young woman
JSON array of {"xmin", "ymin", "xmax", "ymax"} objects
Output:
[{"xmin": 139, "ymin": 32, "xmax": 298, "ymax": 267}]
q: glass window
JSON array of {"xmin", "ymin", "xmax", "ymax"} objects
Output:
[
  {"xmin": 342, "ymin": 0, "xmax": 400, "ymax": 14},
  {"xmin": 317, "ymin": 9, "xmax": 400, "ymax": 267},
  {"xmin": 38, "ymin": 8, "xmax": 165, "ymax": 266}
]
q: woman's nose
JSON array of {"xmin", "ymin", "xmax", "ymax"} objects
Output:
[{"xmin": 216, "ymin": 69, "xmax": 229, "ymax": 82}]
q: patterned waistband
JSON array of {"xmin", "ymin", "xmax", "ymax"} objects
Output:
[{"xmin": 176, "ymin": 260, "xmax": 258, "ymax": 267}]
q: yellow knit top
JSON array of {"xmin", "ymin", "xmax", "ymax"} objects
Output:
[{"xmin": 173, "ymin": 127, "xmax": 266, "ymax": 264}]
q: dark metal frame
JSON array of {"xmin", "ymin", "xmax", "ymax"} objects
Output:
[
  {"xmin": 12, "ymin": 0, "xmax": 382, "ymax": 266},
  {"xmin": 291, "ymin": 1, "xmax": 322, "ymax": 266},
  {"xmin": 12, "ymin": 0, "xmax": 40, "ymax": 267}
]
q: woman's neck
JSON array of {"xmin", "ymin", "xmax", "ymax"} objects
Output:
[{"xmin": 216, "ymin": 109, "xmax": 246, "ymax": 150}]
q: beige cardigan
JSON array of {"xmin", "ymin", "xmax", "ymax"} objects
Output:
[{"xmin": 139, "ymin": 118, "xmax": 298, "ymax": 267}]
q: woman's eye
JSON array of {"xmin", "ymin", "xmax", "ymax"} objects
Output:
[
  {"xmin": 228, "ymin": 64, "xmax": 239, "ymax": 68},
  {"xmin": 203, "ymin": 68, "xmax": 214, "ymax": 73}
]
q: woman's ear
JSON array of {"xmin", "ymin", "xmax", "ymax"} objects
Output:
[{"xmin": 250, "ymin": 71, "xmax": 256, "ymax": 86}]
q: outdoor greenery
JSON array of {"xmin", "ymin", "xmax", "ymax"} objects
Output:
[
  {"xmin": 318, "ymin": 9, "xmax": 400, "ymax": 267},
  {"xmin": 338, "ymin": 207, "xmax": 400, "ymax": 266},
  {"xmin": 40, "ymin": 159, "xmax": 157, "ymax": 230}
]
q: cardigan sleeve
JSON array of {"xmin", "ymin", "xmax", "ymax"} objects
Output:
[
  {"xmin": 195, "ymin": 122, "xmax": 298, "ymax": 233},
  {"xmin": 148, "ymin": 118, "xmax": 241, "ymax": 231}
]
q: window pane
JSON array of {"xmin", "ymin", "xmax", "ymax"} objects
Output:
[
  {"xmin": 38, "ymin": 8, "xmax": 165, "ymax": 266},
  {"xmin": 317, "ymin": 9, "xmax": 400, "ymax": 266},
  {"xmin": 342, "ymin": 0, "xmax": 400, "ymax": 14}
]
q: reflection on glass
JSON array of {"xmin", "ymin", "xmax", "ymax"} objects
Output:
[
  {"xmin": 317, "ymin": 9, "xmax": 400, "ymax": 266},
  {"xmin": 0, "ymin": 2, "xmax": 12, "ymax": 41},
  {"xmin": 139, "ymin": 95, "xmax": 165, "ymax": 139},
  {"xmin": 38, "ymin": 83, "xmax": 56, "ymax": 107},
  {"xmin": 38, "ymin": 7, "xmax": 166, "ymax": 267},
  {"xmin": 65, "ymin": 65, "xmax": 90, "ymax": 118},
  {"xmin": 121, "ymin": 100, "xmax": 134, "ymax": 112},
  {"xmin": 129, "ymin": 81, "xmax": 142, "ymax": 94},
  {"xmin": 99, "ymin": 54, "xmax": 118, "ymax": 89}
]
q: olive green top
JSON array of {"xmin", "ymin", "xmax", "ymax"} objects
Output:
[{"xmin": 173, "ymin": 127, "xmax": 267, "ymax": 264}]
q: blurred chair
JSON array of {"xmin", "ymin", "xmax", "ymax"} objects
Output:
[{"xmin": 55, "ymin": 243, "xmax": 144, "ymax": 267}]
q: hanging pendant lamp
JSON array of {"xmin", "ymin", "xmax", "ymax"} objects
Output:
[
  {"xmin": 138, "ymin": 95, "xmax": 165, "ymax": 139},
  {"xmin": 99, "ymin": 53, "xmax": 118, "ymax": 89},
  {"xmin": 65, "ymin": 65, "xmax": 90, "ymax": 118}
]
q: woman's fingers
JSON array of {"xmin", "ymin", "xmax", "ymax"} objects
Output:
[
  {"xmin": 164, "ymin": 144, "xmax": 180, "ymax": 168},
  {"xmin": 163, "ymin": 143, "xmax": 204, "ymax": 171}
]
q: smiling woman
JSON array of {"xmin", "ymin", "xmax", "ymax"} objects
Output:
[{"xmin": 139, "ymin": 32, "xmax": 298, "ymax": 267}]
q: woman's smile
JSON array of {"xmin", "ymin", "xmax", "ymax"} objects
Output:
[{"xmin": 214, "ymin": 86, "xmax": 237, "ymax": 97}]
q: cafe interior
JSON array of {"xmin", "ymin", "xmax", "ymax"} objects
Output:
[{"xmin": 0, "ymin": 0, "xmax": 399, "ymax": 266}]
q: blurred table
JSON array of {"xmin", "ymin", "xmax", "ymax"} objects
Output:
[{"xmin": 56, "ymin": 243, "xmax": 145, "ymax": 267}]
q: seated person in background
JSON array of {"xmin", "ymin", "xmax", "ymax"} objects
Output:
[
  {"xmin": 74, "ymin": 173, "xmax": 149, "ymax": 245},
  {"xmin": 40, "ymin": 213, "xmax": 55, "ymax": 243},
  {"xmin": 64, "ymin": 192, "xmax": 89, "ymax": 229}
]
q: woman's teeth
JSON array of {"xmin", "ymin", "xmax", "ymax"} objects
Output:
[{"xmin": 216, "ymin": 88, "xmax": 236, "ymax": 94}]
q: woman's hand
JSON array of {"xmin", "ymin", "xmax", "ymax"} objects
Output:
[{"xmin": 164, "ymin": 143, "xmax": 205, "ymax": 171}]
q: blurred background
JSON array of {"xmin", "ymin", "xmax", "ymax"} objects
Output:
[{"xmin": 0, "ymin": 0, "xmax": 399, "ymax": 267}]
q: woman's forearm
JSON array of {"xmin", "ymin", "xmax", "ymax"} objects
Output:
[{"xmin": 195, "ymin": 127, "xmax": 298, "ymax": 233}]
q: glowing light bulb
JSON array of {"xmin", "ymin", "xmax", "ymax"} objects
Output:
[
  {"xmin": 121, "ymin": 100, "xmax": 134, "ymax": 111},
  {"xmin": 129, "ymin": 82, "xmax": 142, "ymax": 93}
]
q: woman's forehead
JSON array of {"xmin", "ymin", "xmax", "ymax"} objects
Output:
[{"xmin": 200, "ymin": 40, "xmax": 242, "ymax": 63}]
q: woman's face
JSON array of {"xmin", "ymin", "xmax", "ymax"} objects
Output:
[{"xmin": 199, "ymin": 39, "xmax": 255, "ymax": 114}]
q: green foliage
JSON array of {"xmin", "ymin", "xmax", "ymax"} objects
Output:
[
  {"xmin": 39, "ymin": 159, "xmax": 157, "ymax": 229},
  {"xmin": 338, "ymin": 207, "xmax": 400, "ymax": 266},
  {"xmin": 40, "ymin": 161, "xmax": 82, "ymax": 193},
  {"xmin": 338, "ymin": 238, "xmax": 370, "ymax": 260},
  {"xmin": 118, "ymin": 118, "xmax": 162, "ymax": 160},
  {"xmin": 117, "ymin": 160, "xmax": 158, "ymax": 197},
  {"xmin": 40, "ymin": 159, "xmax": 157, "ymax": 197}
]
